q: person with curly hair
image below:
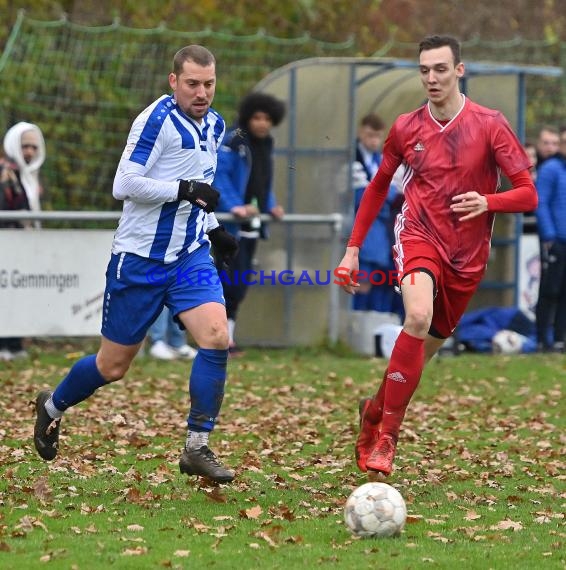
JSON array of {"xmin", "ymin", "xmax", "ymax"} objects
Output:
[{"xmin": 213, "ymin": 92, "xmax": 286, "ymax": 356}]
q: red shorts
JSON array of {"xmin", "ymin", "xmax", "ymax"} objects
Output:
[{"xmin": 394, "ymin": 239, "xmax": 484, "ymax": 338}]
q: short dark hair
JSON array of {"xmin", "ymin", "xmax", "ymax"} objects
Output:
[
  {"xmin": 418, "ymin": 35, "xmax": 461, "ymax": 65},
  {"xmin": 360, "ymin": 113, "xmax": 385, "ymax": 131},
  {"xmin": 237, "ymin": 92, "xmax": 286, "ymax": 128},
  {"xmin": 172, "ymin": 45, "xmax": 215, "ymax": 75},
  {"xmin": 538, "ymin": 125, "xmax": 559, "ymax": 137}
]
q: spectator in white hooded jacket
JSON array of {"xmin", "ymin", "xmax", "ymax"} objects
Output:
[{"xmin": 0, "ymin": 121, "xmax": 46, "ymax": 360}]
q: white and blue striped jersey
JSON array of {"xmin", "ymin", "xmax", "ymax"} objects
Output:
[{"xmin": 112, "ymin": 94, "xmax": 226, "ymax": 263}]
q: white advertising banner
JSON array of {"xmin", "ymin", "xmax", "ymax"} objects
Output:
[
  {"xmin": 0, "ymin": 230, "xmax": 114, "ymax": 336},
  {"xmin": 518, "ymin": 234, "xmax": 540, "ymax": 321}
]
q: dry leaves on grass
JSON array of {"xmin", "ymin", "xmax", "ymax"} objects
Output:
[{"xmin": 1, "ymin": 349, "xmax": 564, "ymax": 562}]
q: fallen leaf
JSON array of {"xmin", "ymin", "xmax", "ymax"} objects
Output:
[
  {"xmin": 241, "ymin": 505, "xmax": 262, "ymax": 519},
  {"xmin": 464, "ymin": 511, "xmax": 481, "ymax": 521},
  {"xmin": 173, "ymin": 550, "xmax": 190, "ymax": 557},
  {"xmin": 490, "ymin": 519, "xmax": 523, "ymax": 532},
  {"xmin": 33, "ymin": 477, "xmax": 52, "ymax": 503},
  {"xmin": 122, "ymin": 547, "xmax": 148, "ymax": 556},
  {"xmin": 127, "ymin": 524, "xmax": 144, "ymax": 532}
]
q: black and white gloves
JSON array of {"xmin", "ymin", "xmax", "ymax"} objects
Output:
[
  {"xmin": 177, "ymin": 182, "xmax": 238, "ymax": 266},
  {"xmin": 178, "ymin": 180, "xmax": 220, "ymax": 213},
  {"xmin": 208, "ymin": 225, "xmax": 239, "ymax": 266}
]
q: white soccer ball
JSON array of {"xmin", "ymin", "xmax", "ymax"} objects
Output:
[
  {"xmin": 344, "ymin": 482, "xmax": 407, "ymax": 538},
  {"xmin": 492, "ymin": 329, "xmax": 525, "ymax": 354}
]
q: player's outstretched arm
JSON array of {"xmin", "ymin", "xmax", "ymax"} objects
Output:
[
  {"xmin": 348, "ymin": 168, "xmax": 393, "ymax": 248},
  {"xmin": 485, "ymin": 170, "xmax": 537, "ymax": 213},
  {"xmin": 335, "ymin": 246, "xmax": 361, "ymax": 295}
]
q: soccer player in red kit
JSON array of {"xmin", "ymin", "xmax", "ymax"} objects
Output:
[{"xmin": 336, "ymin": 35, "xmax": 537, "ymax": 478}]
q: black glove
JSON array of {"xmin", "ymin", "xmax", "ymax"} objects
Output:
[
  {"xmin": 178, "ymin": 180, "xmax": 219, "ymax": 213},
  {"xmin": 208, "ymin": 225, "xmax": 239, "ymax": 266}
]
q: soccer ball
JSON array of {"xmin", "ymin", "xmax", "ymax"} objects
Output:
[
  {"xmin": 344, "ymin": 482, "xmax": 407, "ymax": 538},
  {"xmin": 492, "ymin": 329, "xmax": 525, "ymax": 354}
]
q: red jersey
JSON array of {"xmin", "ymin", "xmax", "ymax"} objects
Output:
[{"xmin": 351, "ymin": 97, "xmax": 533, "ymax": 275}]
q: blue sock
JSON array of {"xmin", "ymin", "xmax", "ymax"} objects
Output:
[
  {"xmin": 187, "ymin": 348, "xmax": 228, "ymax": 432},
  {"xmin": 52, "ymin": 354, "xmax": 107, "ymax": 411}
]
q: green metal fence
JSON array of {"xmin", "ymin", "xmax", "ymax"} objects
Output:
[
  {"xmin": 0, "ymin": 12, "xmax": 564, "ymax": 211},
  {"xmin": 0, "ymin": 12, "xmax": 356, "ymax": 211}
]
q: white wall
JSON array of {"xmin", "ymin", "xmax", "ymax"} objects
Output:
[{"xmin": 0, "ymin": 230, "xmax": 113, "ymax": 336}]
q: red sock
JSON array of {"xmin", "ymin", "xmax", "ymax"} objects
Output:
[
  {"xmin": 381, "ymin": 330, "xmax": 425, "ymax": 440},
  {"xmin": 366, "ymin": 376, "xmax": 386, "ymax": 421}
]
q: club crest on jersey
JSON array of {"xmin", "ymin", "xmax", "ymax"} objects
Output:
[{"xmin": 413, "ymin": 141, "xmax": 425, "ymax": 152}]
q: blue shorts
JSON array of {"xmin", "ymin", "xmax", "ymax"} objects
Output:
[{"xmin": 101, "ymin": 247, "xmax": 225, "ymax": 345}]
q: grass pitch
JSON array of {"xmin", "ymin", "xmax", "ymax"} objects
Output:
[{"xmin": 0, "ymin": 341, "xmax": 564, "ymax": 569}]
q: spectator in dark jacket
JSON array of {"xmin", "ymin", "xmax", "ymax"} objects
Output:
[
  {"xmin": 535, "ymin": 125, "xmax": 566, "ymax": 352},
  {"xmin": 213, "ymin": 92, "xmax": 286, "ymax": 356}
]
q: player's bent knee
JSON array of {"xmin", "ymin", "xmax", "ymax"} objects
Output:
[
  {"xmin": 209, "ymin": 332, "xmax": 230, "ymax": 350},
  {"xmin": 199, "ymin": 324, "xmax": 229, "ymax": 350},
  {"xmin": 403, "ymin": 310, "xmax": 432, "ymax": 336},
  {"xmin": 96, "ymin": 360, "xmax": 130, "ymax": 383},
  {"xmin": 106, "ymin": 368, "xmax": 128, "ymax": 383}
]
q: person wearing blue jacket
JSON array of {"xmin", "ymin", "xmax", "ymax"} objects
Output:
[
  {"xmin": 535, "ymin": 125, "xmax": 566, "ymax": 352},
  {"xmin": 351, "ymin": 113, "xmax": 404, "ymax": 318},
  {"xmin": 213, "ymin": 92, "xmax": 286, "ymax": 355}
]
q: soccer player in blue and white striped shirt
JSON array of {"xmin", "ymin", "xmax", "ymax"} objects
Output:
[{"xmin": 33, "ymin": 45, "xmax": 238, "ymax": 483}]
